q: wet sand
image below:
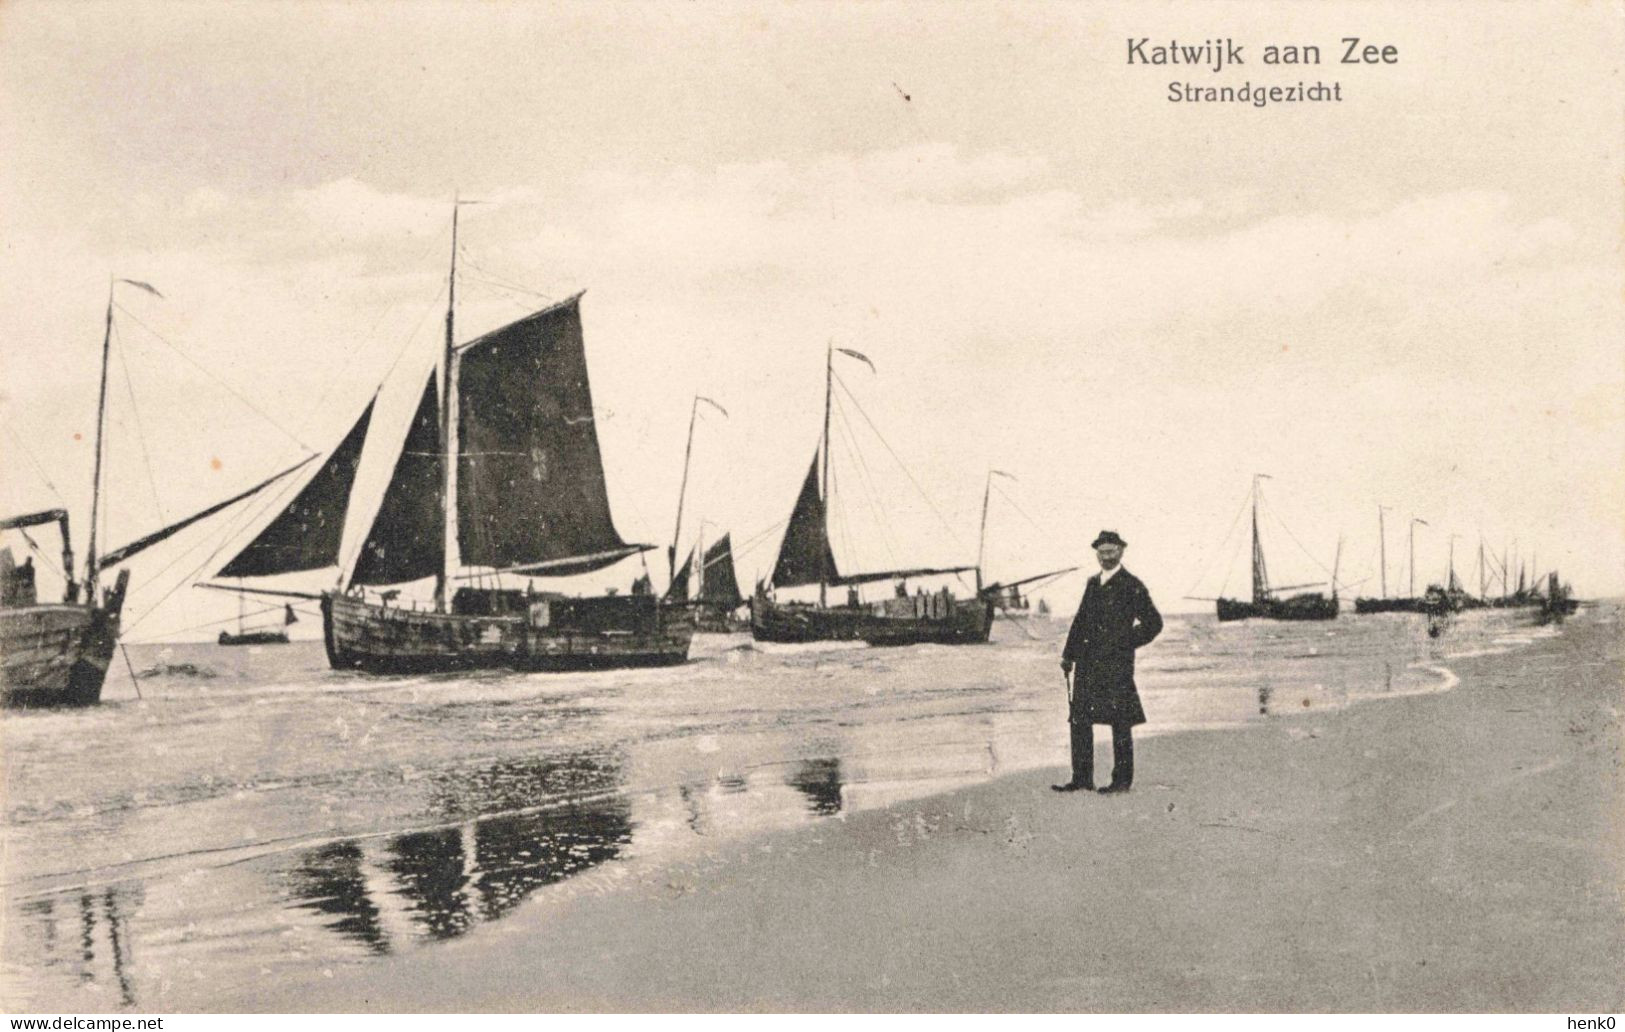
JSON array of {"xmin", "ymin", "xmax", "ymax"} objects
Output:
[{"xmin": 233, "ymin": 606, "xmax": 1623, "ymax": 1012}]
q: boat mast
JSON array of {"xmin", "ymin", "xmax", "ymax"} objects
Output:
[
  {"xmin": 1377, "ymin": 505, "xmax": 1389, "ymax": 598},
  {"xmin": 976, "ymin": 470, "xmax": 993, "ymax": 594},
  {"xmin": 85, "ymin": 277, "xmax": 116, "ymax": 602},
  {"xmin": 1249, "ymin": 474, "xmax": 1269, "ymax": 605},
  {"xmin": 1477, "ymin": 539, "xmax": 1486, "ymax": 599},
  {"xmin": 1408, "ymin": 517, "xmax": 1427, "ymax": 597},
  {"xmin": 695, "ymin": 523, "xmax": 705, "ymax": 600},
  {"xmin": 1331, "ymin": 536, "xmax": 1342, "ymax": 601},
  {"xmin": 820, "ymin": 341, "xmax": 833, "ymax": 608},
  {"xmin": 435, "ymin": 200, "xmax": 460, "ymax": 614},
  {"xmin": 670, "ymin": 395, "xmax": 700, "ymax": 587}
]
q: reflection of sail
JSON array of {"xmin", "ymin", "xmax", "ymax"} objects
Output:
[
  {"xmin": 280, "ymin": 752, "xmax": 633, "ymax": 950},
  {"xmin": 287, "ymin": 841, "xmax": 391, "ymax": 954},
  {"xmin": 383, "ymin": 828, "xmax": 474, "ymax": 941},
  {"xmin": 786, "ymin": 757, "xmax": 844, "ymax": 816},
  {"xmin": 16, "ymin": 883, "xmax": 144, "ymax": 1007},
  {"xmin": 470, "ymin": 804, "xmax": 633, "ymax": 922}
]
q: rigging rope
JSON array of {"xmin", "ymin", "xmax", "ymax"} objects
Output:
[
  {"xmin": 1184, "ymin": 488, "xmax": 1252, "ymax": 598},
  {"xmin": 1266, "ymin": 503, "xmax": 1338, "ymax": 582},
  {"xmin": 112, "ymin": 302, "xmax": 313, "ymax": 454},
  {"xmin": 122, "ymin": 601, "xmax": 307, "ymax": 645},
  {"xmin": 830, "ymin": 394, "xmax": 903, "ymax": 571},
  {"xmin": 832, "ymin": 372, "xmax": 970, "ymax": 554},
  {"xmin": 2, "ymin": 422, "xmax": 65, "ymax": 503},
  {"xmin": 112, "ymin": 320, "xmax": 168, "ymax": 525},
  {"xmin": 14, "ymin": 525, "xmax": 66, "ymax": 581}
]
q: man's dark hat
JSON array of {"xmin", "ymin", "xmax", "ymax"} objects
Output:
[{"xmin": 1091, "ymin": 530, "xmax": 1127, "ymax": 549}]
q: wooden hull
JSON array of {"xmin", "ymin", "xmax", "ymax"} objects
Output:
[
  {"xmin": 321, "ymin": 591, "xmax": 694, "ymax": 674},
  {"xmin": 1, "ymin": 602, "xmax": 121, "ymax": 708},
  {"xmin": 218, "ymin": 630, "xmax": 290, "ymax": 646},
  {"xmin": 1216, "ymin": 594, "xmax": 1339, "ymax": 622},
  {"xmin": 750, "ymin": 592, "xmax": 993, "ymax": 646},
  {"xmin": 1353, "ymin": 596, "xmax": 1420, "ymax": 614}
]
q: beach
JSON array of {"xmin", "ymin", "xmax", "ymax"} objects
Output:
[{"xmin": 223, "ymin": 604, "xmax": 1623, "ymax": 1013}]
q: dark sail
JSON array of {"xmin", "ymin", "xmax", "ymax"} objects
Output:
[
  {"xmin": 771, "ymin": 454, "xmax": 838, "ymax": 589},
  {"xmin": 456, "ymin": 293, "xmax": 632, "ymax": 573},
  {"xmin": 351, "ymin": 375, "xmax": 443, "ymax": 586},
  {"xmin": 665, "ymin": 545, "xmax": 694, "ymax": 602},
  {"xmin": 96, "ymin": 456, "xmax": 316, "ymax": 570},
  {"xmin": 218, "ymin": 400, "xmax": 374, "ymax": 577},
  {"xmin": 700, "ymin": 535, "xmax": 743, "ymax": 607}
]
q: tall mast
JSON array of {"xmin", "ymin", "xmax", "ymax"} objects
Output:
[
  {"xmin": 1477, "ymin": 540, "xmax": 1485, "ymax": 599},
  {"xmin": 1447, "ymin": 533, "xmax": 1458, "ymax": 590},
  {"xmin": 819, "ymin": 341, "xmax": 833, "ymax": 607},
  {"xmin": 1377, "ymin": 505, "xmax": 1389, "ymax": 598},
  {"xmin": 85, "ymin": 277, "xmax": 116, "ymax": 601},
  {"xmin": 1408, "ymin": 518, "xmax": 1426, "ymax": 597},
  {"xmin": 435, "ymin": 200, "xmax": 460, "ymax": 613},
  {"xmin": 976, "ymin": 470, "xmax": 993, "ymax": 594},
  {"xmin": 1330, "ymin": 535, "xmax": 1342, "ymax": 601},
  {"xmin": 1249, "ymin": 474, "xmax": 1268, "ymax": 604},
  {"xmin": 695, "ymin": 524, "xmax": 705, "ymax": 600},
  {"xmin": 1408, "ymin": 519, "xmax": 1414, "ymax": 597},
  {"xmin": 670, "ymin": 396, "xmax": 700, "ymax": 587}
]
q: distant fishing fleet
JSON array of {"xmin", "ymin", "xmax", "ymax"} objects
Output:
[
  {"xmin": 0, "ymin": 208, "xmax": 1583, "ymax": 707},
  {"xmin": 1191, "ymin": 473, "xmax": 1577, "ymax": 626}
]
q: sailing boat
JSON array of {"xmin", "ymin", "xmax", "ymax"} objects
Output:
[
  {"xmin": 1212, "ymin": 475, "xmax": 1339, "ymax": 622},
  {"xmin": 662, "ymin": 394, "xmax": 746, "ymax": 632},
  {"xmin": 200, "ymin": 203, "xmax": 692, "ymax": 673},
  {"xmin": 217, "ymin": 595, "xmax": 297, "ymax": 646},
  {"xmin": 1354, "ymin": 507, "xmax": 1423, "ymax": 613},
  {"xmin": 749, "ymin": 345, "xmax": 1065, "ymax": 646},
  {"xmin": 2, "ymin": 279, "xmax": 308, "ymax": 706},
  {"xmin": 666, "ymin": 532, "xmax": 746, "ymax": 633}
]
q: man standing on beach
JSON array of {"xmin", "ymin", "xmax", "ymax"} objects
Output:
[{"xmin": 1054, "ymin": 530, "xmax": 1163, "ymax": 795}]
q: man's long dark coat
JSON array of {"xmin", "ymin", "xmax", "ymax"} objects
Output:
[{"xmin": 1062, "ymin": 568, "xmax": 1163, "ymax": 726}]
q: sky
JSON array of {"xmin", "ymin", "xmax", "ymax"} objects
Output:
[{"xmin": 1, "ymin": 0, "xmax": 1621, "ymax": 639}]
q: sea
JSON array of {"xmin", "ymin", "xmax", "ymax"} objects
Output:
[{"xmin": 0, "ymin": 607, "xmax": 1565, "ymax": 1011}]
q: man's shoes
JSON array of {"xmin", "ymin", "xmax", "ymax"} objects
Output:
[
  {"xmin": 1051, "ymin": 781, "xmax": 1095, "ymax": 793},
  {"xmin": 1097, "ymin": 782, "xmax": 1131, "ymax": 794}
]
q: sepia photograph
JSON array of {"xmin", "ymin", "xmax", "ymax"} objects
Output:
[{"xmin": 1, "ymin": 0, "xmax": 1621, "ymax": 1017}]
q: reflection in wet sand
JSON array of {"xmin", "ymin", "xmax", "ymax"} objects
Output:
[
  {"xmin": 786, "ymin": 757, "xmax": 844, "ymax": 816},
  {"xmin": 16, "ymin": 884, "xmax": 143, "ymax": 1008},
  {"xmin": 4, "ymin": 609, "xmax": 1536, "ymax": 1009},
  {"xmin": 281, "ymin": 751, "xmax": 632, "ymax": 953}
]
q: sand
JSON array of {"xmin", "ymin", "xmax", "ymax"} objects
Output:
[{"xmin": 230, "ymin": 607, "xmax": 1623, "ymax": 1012}]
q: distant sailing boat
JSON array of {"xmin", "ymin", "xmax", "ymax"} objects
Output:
[
  {"xmin": 662, "ymin": 394, "xmax": 746, "ymax": 632},
  {"xmin": 750, "ymin": 344, "xmax": 1065, "ymax": 646},
  {"xmin": 2, "ymin": 279, "xmax": 308, "ymax": 705},
  {"xmin": 1354, "ymin": 507, "xmax": 1423, "ymax": 614},
  {"xmin": 218, "ymin": 593, "xmax": 296, "ymax": 646},
  {"xmin": 200, "ymin": 203, "xmax": 693, "ymax": 672},
  {"xmin": 1213, "ymin": 475, "xmax": 1339, "ymax": 622},
  {"xmin": 666, "ymin": 532, "xmax": 746, "ymax": 633}
]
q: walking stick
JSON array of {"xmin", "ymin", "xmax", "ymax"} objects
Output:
[{"xmin": 1062, "ymin": 666, "xmax": 1073, "ymax": 705}]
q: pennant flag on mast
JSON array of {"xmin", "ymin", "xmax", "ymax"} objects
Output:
[
  {"xmin": 835, "ymin": 348, "xmax": 874, "ymax": 373},
  {"xmin": 117, "ymin": 279, "xmax": 164, "ymax": 299},
  {"xmin": 696, "ymin": 396, "xmax": 729, "ymax": 418}
]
